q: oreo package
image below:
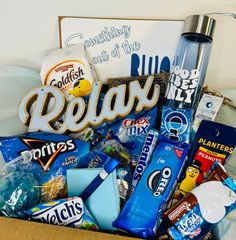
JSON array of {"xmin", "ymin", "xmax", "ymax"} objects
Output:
[
  {"xmin": 25, "ymin": 197, "xmax": 99, "ymax": 230},
  {"xmin": 0, "ymin": 132, "xmax": 90, "ymax": 202},
  {"xmin": 113, "ymin": 140, "xmax": 189, "ymax": 238}
]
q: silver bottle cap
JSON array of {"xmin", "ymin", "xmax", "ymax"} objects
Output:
[{"xmin": 183, "ymin": 15, "xmax": 216, "ymax": 39}]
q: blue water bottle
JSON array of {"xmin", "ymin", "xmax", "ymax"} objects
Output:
[{"xmin": 165, "ymin": 15, "xmax": 216, "ymax": 111}]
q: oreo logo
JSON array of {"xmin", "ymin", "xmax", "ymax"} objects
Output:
[{"xmin": 148, "ymin": 167, "xmax": 172, "ymax": 197}]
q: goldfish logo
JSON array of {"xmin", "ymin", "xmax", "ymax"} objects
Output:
[{"xmin": 44, "ymin": 60, "xmax": 87, "ymax": 91}]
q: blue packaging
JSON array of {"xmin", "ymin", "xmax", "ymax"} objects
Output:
[
  {"xmin": 160, "ymin": 106, "xmax": 193, "ymax": 143},
  {"xmin": 88, "ymin": 147, "xmax": 132, "ymax": 201},
  {"xmin": 128, "ymin": 129, "xmax": 159, "ymax": 197},
  {"xmin": 165, "ymin": 161, "xmax": 236, "ymax": 240},
  {"xmin": 113, "ymin": 140, "xmax": 189, "ymax": 238},
  {"xmin": 95, "ymin": 106, "xmax": 158, "ymax": 166},
  {"xmin": 25, "ymin": 197, "xmax": 99, "ymax": 230},
  {"xmin": 0, "ymin": 132, "xmax": 90, "ymax": 202}
]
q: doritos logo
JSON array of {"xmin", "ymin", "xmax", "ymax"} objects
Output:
[{"xmin": 20, "ymin": 138, "xmax": 76, "ymax": 171}]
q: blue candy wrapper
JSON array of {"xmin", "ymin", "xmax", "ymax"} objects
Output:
[
  {"xmin": 128, "ymin": 129, "xmax": 159, "ymax": 197},
  {"xmin": 0, "ymin": 132, "xmax": 90, "ymax": 202},
  {"xmin": 25, "ymin": 197, "xmax": 99, "ymax": 230},
  {"xmin": 113, "ymin": 140, "xmax": 189, "ymax": 238},
  {"xmin": 88, "ymin": 147, "xmax": 132, "ymax": 201},
  {"xmin": 160, "ymin": 106, "xmax": 193, "ymax": 143},
  {"xmin": 0, "ymin": 156, "xmax": 40, "ymax": 218},
  {"xmin": 95, "ymin": 106, "xmax": 158, "ymax": 166},
  {"xmin": 164, "ymin": 161, "xmax": 236, "ymax": 240}
]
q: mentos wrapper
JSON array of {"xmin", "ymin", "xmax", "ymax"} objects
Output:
[
  {"xmin": 113, "ymin": 140, "xmax": 189, "ymax": 239},
  {"xmin": 25, "ymin": 197, "xmax": 99, "ymax": 230},
  {"xmin": 160, "ymin": 106, "xmax": 193, "ymax": 144},
  {"xmin": 164, "ymin": 161, "xmax": 236, "ymax": 240},
  {"xmin": 128, "ymin": 129, "xmax": 159, "ymax": 197},
  {"xmin": 0, "ymin": 132, "xmax": 90, "ymax": 202}
]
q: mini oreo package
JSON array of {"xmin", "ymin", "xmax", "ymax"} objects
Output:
[
  {"xmin": 113, "ymin": 140, "xmax": 189, "ymax": 238},
  {"xmin": 164, "ymin": 161, "xmax": 236, "ymax": 240},
  {"xmin": 25, "ymin": 197, "xmax": 99, "ymax": 230},
  {"xmin": 0, "ymin": 132, "xmax": 90, "ymax": 202}
]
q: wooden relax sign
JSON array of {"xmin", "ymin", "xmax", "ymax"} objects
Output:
[{"xmin": 18, "ymin": 76, "xmax": 160, "ymax": 134}]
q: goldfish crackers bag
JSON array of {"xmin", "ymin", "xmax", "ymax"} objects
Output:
[{"xmin": 40, "ymin": 44, "xmax": 97, "ymax": 100}]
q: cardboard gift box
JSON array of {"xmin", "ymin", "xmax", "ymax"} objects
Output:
[{"xmin": 0, "ymin": 217, "xmax": 139, "ymax": 240}]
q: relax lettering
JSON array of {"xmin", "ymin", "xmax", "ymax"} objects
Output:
[{"xmin": 18, "ymin": 76, "xmax": 160, "ymax": 134}]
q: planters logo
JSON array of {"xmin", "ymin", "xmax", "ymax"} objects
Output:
[
  {"xmin": 148, "ymin": 167, "xmax": 172, "ymax": 197},
  {"xmin": 123, "ymin": 117, "xmax": 150, "ymax": 136}
]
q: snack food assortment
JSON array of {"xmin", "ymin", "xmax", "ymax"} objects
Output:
[{"xmin": 1, "ymin": 13, "xmax": 236, "ymax": 240}]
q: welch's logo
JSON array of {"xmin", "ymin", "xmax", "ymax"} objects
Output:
[
  {"xmin": 148, "ymin": 167, "xmax": 172, "ymax": 197},
  {"xmin": 31, "ymin": 198, "xmax": 84, "ymax": 227}
]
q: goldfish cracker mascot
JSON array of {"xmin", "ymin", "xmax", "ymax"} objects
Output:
[{"xmin": 69, "ymin": 78, "xmax": 92, "ymax": 97}]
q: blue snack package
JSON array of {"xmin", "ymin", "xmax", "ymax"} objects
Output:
[
  {"xmin": 128, "ymin": 129, "xmax": 159, "ymax": 197},
  {"xmin": 88, "ymin": 145, "xmax": 132, "ymax": 201},
  {"xmin": 160, "ymin": 106, "xmax": 193, "ymax": 143},
  {"xmin": 0, "ymin": 156, "xmax": 40, "ymax": 218},
  {"xmin": 113, "ymin": 140, "xmax": 189, "ymax": 238},
  {"xmin": 25, "ymin": 197, "xmax": 99, "ymax": 230},
  {"xmin": 0, "ymin": 132, "xmax": 90, "ymax": 202},
  {"xmin": 164, "ymin": 161, "xmax": 236, "ymax": 240},
  {"xmin": 94, "ymin": 106, "xmax": 158, "ymax": 166}
]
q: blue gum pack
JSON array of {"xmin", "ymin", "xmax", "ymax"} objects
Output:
[{"xmin": 113, "ymin": 140, "xmax": 189, "ymax": 239}]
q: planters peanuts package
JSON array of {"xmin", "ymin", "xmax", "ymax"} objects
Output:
[
  {"xmin": 113, "ymin": 139, "xmax": 189, "ymax": 238},
  {"xmin": 164, "ymin": 161, "xmax": 236, "ymax": 240},
  {"xmin": 94, "ymin": 106, "xmax": 158, "ymax": 167},
  {"xmin": 189, "ymin": 120, "xmax": 236, "ymax": 183},
  {"xmin": 0, "ymin": 132, "xmax": 90, "ymax": 202}
]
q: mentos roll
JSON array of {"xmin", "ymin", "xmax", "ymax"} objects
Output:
[
  {"xmin": 128, "ymin": 129, "xmax": 159, "ymax": 197},
  {"xmin": 113, "ymin": 140, "xmax": 189, "ymax": 239}
]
